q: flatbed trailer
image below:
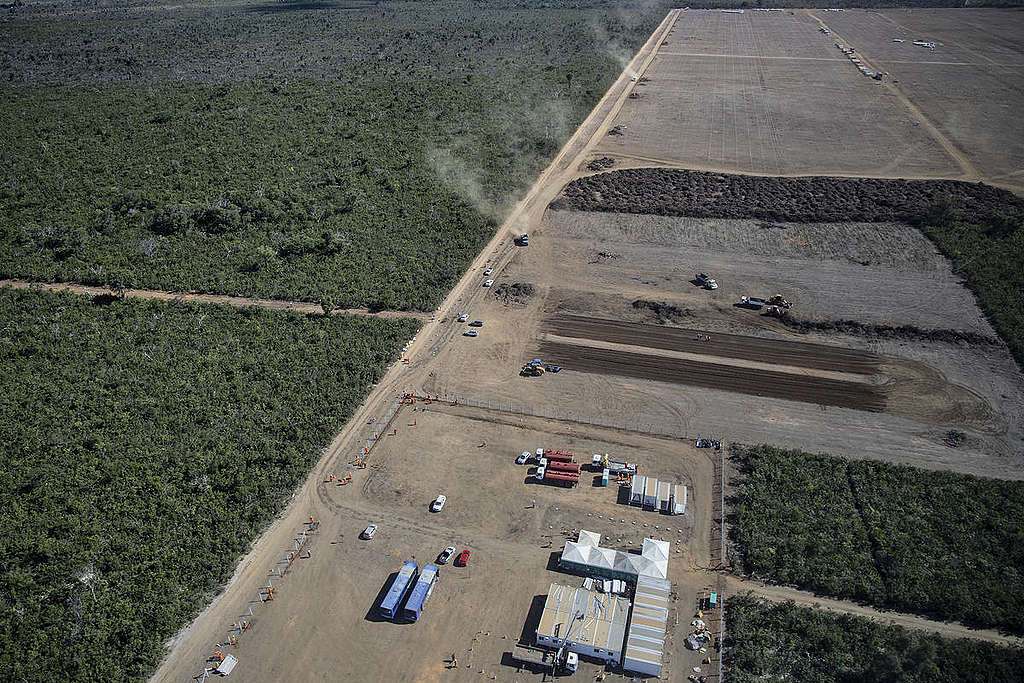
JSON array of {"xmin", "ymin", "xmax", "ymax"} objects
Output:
[{"xmin": 511, "ymin": 644, "xmax": 558, "ymax": 668}]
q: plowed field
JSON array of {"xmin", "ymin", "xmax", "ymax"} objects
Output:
[
  {"xmin": 537, "ymin": 339, "xmax": 887, "ymax": 412},
  {"xmin": 547, "ymin": 315, "xmax": 882, "ymax": 374}
]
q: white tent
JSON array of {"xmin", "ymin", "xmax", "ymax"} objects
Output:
[{"xmin": 559, "ymin": 531, "xmax": 668, "ymax": 581}]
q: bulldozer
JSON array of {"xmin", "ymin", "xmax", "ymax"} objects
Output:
[
  {"xmin": 766, "ymin": 294, "xmax": 792, "ymax": 309},
  {"xmin": 520, "ymin": 363, "xmax": 544, "ymax": 377}
]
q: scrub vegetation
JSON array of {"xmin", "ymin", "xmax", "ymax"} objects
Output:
[
  {"xmin": 0, "ymin": 287, "xmax": 419, "ymax": 681},
  {"xmin": 725, "ymin": 595, "xmax": 1024, "ymax": 683},
  {"xmin": 729, "ymin": 444, "xmax": 1024, "ymax": 635},
  {"xmin": 0, "ymin": 0, "xmax": 672, "ymax": 310}
]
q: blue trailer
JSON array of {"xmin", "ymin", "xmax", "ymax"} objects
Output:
[
  {"xmin": 401, "ymin": 563, "xmax": 439, "ymax": 622},
  {"xmin": 380, "ymin": 561, "xmax": 418, "ymax": 619}
]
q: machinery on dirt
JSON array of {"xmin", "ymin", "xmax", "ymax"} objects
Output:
[
  {"xmin": 766, "ymin": 294, "xmax": 792, "ymax": 309},
  {"xmin": 520, "ymin": 358, "xmax": 546, "ymax": 377},
  {"xmin": 696, "ymin": 273, "xmax": 718, "ymax": 290},
  {"xmin": 739, "ymin": 293, "xmax": 791, "ymax": 310}
]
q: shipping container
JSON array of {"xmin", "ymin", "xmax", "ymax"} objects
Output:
[
  {"xmin": 658, "ymin": 481, "xmax": 672, "ymax": 513},
  {"xmin": 630, "ymin": 475, "xmax": 645, "ymax": 505}
]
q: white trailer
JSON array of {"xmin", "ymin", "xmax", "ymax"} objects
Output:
[
  {"xmin": 643, "ymin": 477, "xmax": 659, "ymax": 509},
  {"xmin": 630, "ymin": 475, "xmax": 645, "ymax": 506},
  {"xmin": 671, "ymin": 485, "xmax": 687, "ymax": 515},
  {"xmin": 658, "ymin": 481, "xmax": 672, "ymax": 513}
]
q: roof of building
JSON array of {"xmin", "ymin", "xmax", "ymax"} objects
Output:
[
  {"xmin": 536, "ymin": 583, "xmax": 630, "ymax": 652},
  {"xmin": 623, "ymin": 576, "xmax": 671, "ymax": 676},
  {"xmin": 560, "ymin": 531, "xmax": 669, "ymax": 581}
]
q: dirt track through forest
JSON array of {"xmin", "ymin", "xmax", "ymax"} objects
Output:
[
  {"xmin": 547, "ymin": 315, "xmax": 883, "ymax": 374},
  {"xmin": 0, "ymin": 279, "xmax": 432, "ymax": 321},
  {"xmin": 725, "ymin": 576, "xmax": 1024, "ymax": 646},
  {"xmin": 538, "ymin": 339, "xmax": 887, "ymax": 412}
]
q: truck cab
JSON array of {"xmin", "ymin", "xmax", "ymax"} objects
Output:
[{"xmin": 564, "ymin": 652, "xmax": 578, "ymax": 673}]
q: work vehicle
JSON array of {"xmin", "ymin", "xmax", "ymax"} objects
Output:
[
  {"xmin": 521, "ymin": 363, "xmax": 544, "ymax": 377},
  {"xmin": 510, "ymin": 645, "xmax": 577, "ymax": 673},
  {"xmin": 456, "ymin": 313, "xmax": 468, "ymax": 322},
  {"xmin": 483, "ymin": 268, "xmax": 493, "ymax": 276},
  {"xmin": 738, "ymin": 296, "xmax": 767, "ymax": 309},
  {"xmin": 454, "ymin": 549, "xmax": 471, "ymax": 567},
  {"xmin": 402, "ymin": 563, "xmax": 439, "ymax": 622},
  {"xmin": 430, "ymin": 494, "xmax": 447, "ymax": 512},
  {"xmin": 766, "ymin": 294, "xmax": 792, "ymax": 308},
  {"xmin": 516, "ymin": 233, "xmax": 530, "ymax": 246},
  {"xmin": 469, "ymin": 320, "xmax": 484, "ymax": 327},
  {"xmin": 545, "ymin": 364, "xmax": 561, "ymax": 373},
  {"xmin": 517, "ymin": 451, "xmax": 531, "ymax": 465},
  {"xmin": 464, "ymin": 329, "xmax": 478, "ymax": 337},
  {"xmin": 379, "ymin": 560, "xmax": 418, "ymax": 618},
  {"xmin": 483, "ymin": 279, "xmax": 494, "ymax": 287},
  {"xmin": 696, "ymin": 273, "xmax": 718, "ymax": 289},
  {"xmin": 437, "ymin": 546, "xmax": 456, "ymax": 565},
  {"xmin": 361, "ymin": 524, "xmax": 378, "ymax": 540}
]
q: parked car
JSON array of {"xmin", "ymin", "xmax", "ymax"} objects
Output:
[
  {"xmin": 463, "ymin": 329, "xmax": 478, "ymax": 337},
  {"xmin": 430, "ymin": 494, "xmax": 447, "ymax": 512},
  {"xmin": 469, "ymin": 320, "xmax": 484, "ymax": 327},
  {"xmin": 437, "ymin": 546, "xmax": 456, "ymax": 565},
  {"xmin": 360, "ymin": 524, "xmax": 378, "ymax": 540},
  {"xmin": 696, "ymin": 272, "xmax": 719, "ymax": 290},
  {"xmin": 516, "ymin": 451, "xmax": 531, "ymax": 465},
  {"xmin": 483, "ymin": 279, "xmax": 494, "ymax": 287},
  {"xmin": 456, "ymin": 313, "xmax": 468, "ymax": 322},
  {"xmin": 455, "ymin": 549, "xmax": 471, "ymax": 567},
  {"xmin": 483, "ymin": 268, "xmax": 493, "ymax": 276},
  {"xmin": 545, "ymin": 365, "xmax": 561, "ymax": 373}
]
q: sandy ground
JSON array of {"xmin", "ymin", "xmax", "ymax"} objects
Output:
[
  {"xmin": 151, "ymin": 7, "xmax": 1024, "ymax": 682},
  {"xmin": 815, "ymin": 8, "xmax": 1024, "ymax": 193},
  {"xmin": 590, "ymin": 8, "xmax": 1023, "ymax": 194}
]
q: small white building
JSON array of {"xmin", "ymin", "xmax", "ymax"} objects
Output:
[{"xmin": 535, "ymin": 583, "xmax": 631, "ymax": 663}]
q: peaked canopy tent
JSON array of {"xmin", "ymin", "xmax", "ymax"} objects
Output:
[{"xmin": 559, "ymin": 531, "xmax": 669, "ymax": 582}]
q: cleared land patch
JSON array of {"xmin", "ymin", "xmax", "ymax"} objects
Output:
[
  {"xmin": 593, "ymin": 9, "xmax": 962, "ymax": 180},
  {"xmin": 729, "ymin": 444, "xmax": 1024, "ymax": 635},
  {"xmin": 0, "ymin": 288, "xmax": 418, "ymax": 682}
]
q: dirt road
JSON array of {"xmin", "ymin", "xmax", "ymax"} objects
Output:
[
  {"xmin": 725, "ymin": 576, "xmax": 1024, "ymax": 646},
  {"xmin": 0, "ymin": 279, "xmax": 431, "ymax": 321},
  {"xmin": 150, "ymin": 9, "xmax": 683, "ymax": 682}
]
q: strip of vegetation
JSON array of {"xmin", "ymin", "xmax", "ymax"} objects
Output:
[
  {"xmin": 0, "ymin": 287, "xmax": 419, "ymax": 682},
  {"xmin": 725, "ymin": 595, "xmax": 1024, "ymax": 683},
  {"xmin": 771, "ymin": 310, "xmax": 999, "ymax": 346},
  {"xmin": 553, "ymin": 169, "xmax": 1024, "ymax": 223},
  {"xmin": 730, "ymin": 444, "xmax": 1024, "ymax": 635}
]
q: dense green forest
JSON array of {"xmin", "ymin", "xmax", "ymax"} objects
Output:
[
  {"xmin": 729, "ymin": 444, "xmax": 1024, "ymax": 634},
  {"xmin": 915, "ymin": 205, "xmax": 1024, "ymax": 368},
  {"xmin": 725, "ymin": 595, "xmax": 1024, "ymax": 682},
  {"xmin": 0, "ymin": 288, "xmax": 419, "ymax": 681},
  {"xmin": 0, "ymin": 0, "xmax": 671, "ymax": 310}
]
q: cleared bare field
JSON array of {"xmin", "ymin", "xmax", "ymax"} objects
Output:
[
  {"xmin": 594, "ymin": 9, "xmax": 961, "ymax": 179},
  {"xmin": 186, "ymin": 406, "xmax": 714, "ymax": 682},
  {"xmin": 817, "ymin": 8, "xmax": 1024, "ymax": 191}
]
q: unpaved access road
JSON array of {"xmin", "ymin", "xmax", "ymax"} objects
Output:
[
  {"xmin": 725, "ymin": 575, "xmax": 1024, "ymax": 647},
  {"xmin": 0, "ymin": 279, "xmax": 432, "ymax": 321},
  {"xmin": 150, "ymin": 10, "xmax": 683, "ymax": 682}
]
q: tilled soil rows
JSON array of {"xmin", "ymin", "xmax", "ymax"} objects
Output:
[
  {"xmin": 546, "ymin": 315, "xmax": 883, "ymax": 375},
  {"xmin": 552, "ymin": 169, "xmax": 1024, "ymax": 222},
  {"xmin": 537, "ymin": 339, "xmax": 887, "ymax": 412}
]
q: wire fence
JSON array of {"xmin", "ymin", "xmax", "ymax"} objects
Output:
[{"xmin": 406, "ymin": 389, "xmax": 695, "ymax": 440}]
